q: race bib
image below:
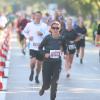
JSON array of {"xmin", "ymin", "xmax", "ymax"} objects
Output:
[
  {"xmin": 50, "ymin": 50, "xmax": 61, "ymax": 58},
  {"xmin": 81, "ymin": 34, "xmax": 85, "ymax": 39},
  {"xmin": 68, "ymin": 44, "xmax": 76, "ymax": 50},
  {"xmin": 33, "ymin": 43, "xmax": 40, "ymax": 46}
]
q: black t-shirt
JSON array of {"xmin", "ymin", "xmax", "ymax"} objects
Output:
[
  {"xmin": 39, "ymin": 34, "xmax": 66, "ymax": 53},
  {"xmin": 75, "ymin": 25, "xmax": 87, "ymax": 40},
  {"xmin": 61, "ymin": 29, "xmax": 78, "ymax": 53},
  {"xmin": 62, "ymin": 29, "xmax": 78, "ymax": 43},
  {"xmin": 39, "ymin": 34, "xmax": 66, "ymax": 60}
]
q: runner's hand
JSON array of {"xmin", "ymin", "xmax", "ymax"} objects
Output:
[
  {"xmin": 37, "ymin": 31, "xmax": 43, "ymax": 36},
  {"xmin": 45, "ymin": 53, "xmax": 50, "ymax": 58},
  {"xmin": 64, "ymin": 55, "xmax": 67, "ymax": 59}
]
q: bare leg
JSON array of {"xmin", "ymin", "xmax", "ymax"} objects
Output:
[
  {"xmin": 80, "ymin": 47, "xmax": 84, "ymax": 64},
  {"xmin": 29, "ymin": 57, "xmax": 36, "ymax": 81},
  {"xmin": 65, "ymin": 54, "xmax": 74, "ymax": 78},
  {"xmin": 35, "ymin": 60, "xmax": 42, "ymax": 83}
]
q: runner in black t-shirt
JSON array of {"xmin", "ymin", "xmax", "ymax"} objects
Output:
[
  {"xmin": 38, "ymin": 21, "xmax": 66, "ymax": 100},
  {"xmin": 62, "ymin": 17, "xmax": 80, "ymax": 78},
  {"xmin": 75, "ymin": 17, "xmax": 87, "ymax": 64}
]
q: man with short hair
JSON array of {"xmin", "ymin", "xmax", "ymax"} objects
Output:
[{"xmin": 22, "ymin": 11, "xmax": 48, "ymax": 83}]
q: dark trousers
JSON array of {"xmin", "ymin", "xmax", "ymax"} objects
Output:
[{"xmin": 42, "ymin": 59, "xmax": 61, "ymax": 100}]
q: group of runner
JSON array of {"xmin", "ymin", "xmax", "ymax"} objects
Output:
[{"xmin": 15, "ymin": 10, "xmax": 88, "ymax": 100}]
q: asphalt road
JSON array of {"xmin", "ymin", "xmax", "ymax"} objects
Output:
[{"xmin": 5, "ymin": 33, "xmax": 100, "ymax": 100}]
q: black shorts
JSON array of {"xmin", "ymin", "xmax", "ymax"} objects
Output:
[
  {"xmin": 76, "ymin": 39, "xmax": 85, "ymax": 50},
  {"xmin": 29, "ymin": 49, "xmax": 44, "ymax": 61},
  {"xmin": 66, "ymin": 49, "xmax": 76, "ymax": 54},
  {"xmin": 66, "ymin": 45, "xmax": 76, "ymax": 54}
]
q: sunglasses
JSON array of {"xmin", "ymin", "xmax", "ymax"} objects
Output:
[{"xmin": 51, "ymin": 27, "xmax": 60, "ymax": 30}]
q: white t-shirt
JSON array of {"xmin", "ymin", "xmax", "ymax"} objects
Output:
[
  {"xmin": 22, "ymin": 21, "xmax": 49, "ymax": 50},
  {"xmin": 0, "ymin": 15, "xmax": 7, "ymax": 28}
]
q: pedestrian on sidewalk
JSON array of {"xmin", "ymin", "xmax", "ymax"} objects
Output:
[
  {"xmin": 38, "ymin": 21, "xmax": 66, "ymax": 100},
  {"xmin": 22, "ymin": 11, "xmax": 48, "ymax": 84}
]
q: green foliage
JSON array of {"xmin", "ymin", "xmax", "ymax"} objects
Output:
[{"xmin": 0, "ymin": 0, "xmax": 99, "ymax": 19}]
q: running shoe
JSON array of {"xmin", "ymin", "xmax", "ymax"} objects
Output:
[
  {"xmin": 80, "ymin": 59, "xmax": 83, "ymax": 64},
  {"xmin": 22, "ymin": 49, "xmax": 26, "ymax": 55},
  {"xmin": 35, "ymin": 75, "xmax": 40, "ymax": 84},
  {"xmin": 76, "ymin": 53, "xmax": 79, "ymax": 57},
  {"xmin": 29, "ymin": 70, "xmax": 34, "ymax": 81},
  {"xmin": 39, "ymin": 88, "xmax": 45, "ymax": 96},
  {"xmin": 66, "ymin": 74, "xmax": 70, "ymax": 78}
]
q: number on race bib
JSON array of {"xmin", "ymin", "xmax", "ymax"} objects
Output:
[
  {"xmin": 81, "ymin": 35, "xmax": 85, "ymax": 39},
  {"xmin": 50, "ymin": 50, "xmax": 61, "ymax": 58},
  {"xmin": 68, "ymin": 44, "xmax": 76, "ymax": 50}
]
